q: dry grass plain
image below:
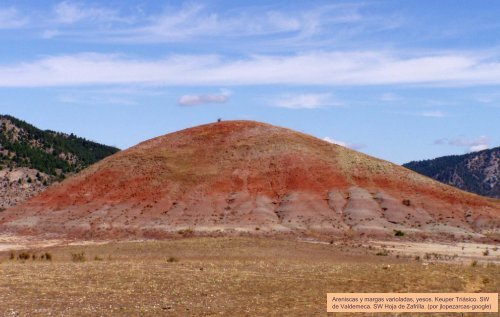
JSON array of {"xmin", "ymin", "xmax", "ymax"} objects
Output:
[{"xmin": 0, "ymin": 237, "xmax": 499, "ymax": 316}]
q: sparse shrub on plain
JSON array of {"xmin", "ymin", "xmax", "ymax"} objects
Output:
[
  {"xmin": 394, "ymin": 230, "xmax": 405, "ymax": 237},
  {"xmin": 9, "ymin": 251, "xmax": 15, "ymax": 260},
  {"xmin": 18, "ymin": 252, "xmax": 30, "ymax": 260},
  {"xmin": 177, "ymin": 228, "xmax": 194, "ymax": 237},
  {"xmin": 41, "ymin": 252, "xmax": 52, "ymax": 261},
  {"xmin": 376, "ymin": 249, "xmax": 389, "ymax": 256},
  {"xmin": 471, "ymin": 260, "xmax": 478, "ymax": 267},
  {"xmin": 167, "ymin": 256, "xmax": 178, "ymax": 263},
  {"xmin": 71, "ymin": 252, "xmax": 86, "ymax": 262},
  {"xmin": 94, "ymin": 256, "xmax": 103, "ymax": 261},
  {"xmin": 482, "ymin": 249, "xmax": 489, "ymax": 256}
]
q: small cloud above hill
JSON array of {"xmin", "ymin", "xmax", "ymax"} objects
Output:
[
  {"xmin": 434, "ymin": 135, "xmax": 489, "ymax": 152},
  {"xmin": 323, "ymin": 137, "xmax": 365, "ymax": 150}
]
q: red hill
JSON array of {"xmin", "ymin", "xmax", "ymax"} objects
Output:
[{"xmin": 1, "ymin": 121, "xmax": 498, "ymax": 240}]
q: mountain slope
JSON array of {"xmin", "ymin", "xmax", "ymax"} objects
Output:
[
  {"xmin": 0, "ymin": 115, "xmax": 119, "ymax": 208},
  {"xmin": 403, "ymin": 147, "xmax": 499, "ymax": 199},
  {"xmin": 1, "ymin": 121, "xmax": 498, "ymax": 240}
]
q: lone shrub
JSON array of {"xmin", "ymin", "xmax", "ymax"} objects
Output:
[
  {"xmin": 376, "ymin": 249, "xmax": 389, "ymax": 256},
  {"xmin": 177, "ymin": 228, "xmax": 194, "ymax": 237},
  {"xmin": 71, "ymin": 252, "xmax": 86, "ymax": 262},
  {"xmin": 394, "ymin": 230, "xmax": 405, "ymax": 237},
  {"xmin": 41, "ymin": 252, "xmax": 52, "ymax": 261},
  {"xmin": 18, "ymin": 252, "xmax": 30, "ymax": 260},
  {"xmin": 167, "ymin": 256, "xmax": 179, "ymax": 263}
]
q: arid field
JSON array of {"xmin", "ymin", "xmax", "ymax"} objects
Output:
[{"xmin": 1, "ymin": 237, "xmax": 498, "ymax": 316}]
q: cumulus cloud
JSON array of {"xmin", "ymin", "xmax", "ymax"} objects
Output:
[
  {"xmin": 177, "ymin": 89, "xmax": 231, "ymax": 106},
  {"xmin": 323, "ymin": 137, "xmax": 365, "ymax": 150},
  {"xmin": 272, "ymin": 93, "xmax": 336, "ymax": 109},
  {"xmin": 4, "ymin": 51, "xmax": 500, "ymax": 87},
  {"xmin": 434, "ymin": 136, "xmax": 490, "ymax": 152}
]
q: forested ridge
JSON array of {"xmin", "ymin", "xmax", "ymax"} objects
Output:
[
  {"xmin": 404, "ymin": 147, "xmax": 499, "ymax": 199},
  {"xmin": 0, "ymin": 114, "xmax": 119, "ymax": 178}
]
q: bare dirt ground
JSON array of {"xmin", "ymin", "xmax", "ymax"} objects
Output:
[
  {"xmin": 0, "ymin": 237, "xmax": 499, "ymax": 316},
  {"xmin": 369, "ymin": 240, "xmax": 500, "ymax": 264},
  {"xmin": 0, "ymin": 234, "xmax": 62, "ymax": 252}
]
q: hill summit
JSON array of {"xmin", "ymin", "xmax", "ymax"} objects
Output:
[{"xmin": 1, "ymin": 120, "xmax": 498, "ymax": 240}]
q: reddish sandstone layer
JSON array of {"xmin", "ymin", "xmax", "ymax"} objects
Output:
[{"xmin": 0, "ymin": 121, "xmax": 498, "ymax": 239}]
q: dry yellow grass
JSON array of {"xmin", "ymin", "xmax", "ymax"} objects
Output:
[{"xmin": 0, "ymin": 237, "xmax": 498, "ymax": 316}]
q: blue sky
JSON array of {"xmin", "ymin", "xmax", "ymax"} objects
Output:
[{"xmin": 0, "ymin": 1, "xmax": 499, "ymax": 164}]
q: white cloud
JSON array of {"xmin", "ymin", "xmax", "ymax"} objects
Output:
[
  {"xmin": 0, "ymin": 2, "xmax": 396, "ymax": 45},
  {"xmin": 178, "ymin": 89, "xmax": 231, "ymax": 106},
  {"xmin": 420, "ymin": 110, "xmax": 445, "ymax": 117},
  {"xmin": 0, "ymin": 7, "xmax": 27, "ymax": 29},
  {"xmin": 434, "ymin": 136, "xmax": 490, "ymax": 152},
  {"xmin": 55, "ymin": 85, "xmax": 168, "ymax": 106},
  {"xmin": 272, "ymin": 93, "xmax": 336, "ymax": 109},
  {"xmin": 323, "ymin": 137, "xmax": 348, "ymax": 147},
  {"xmin": 41, "ymin": 29, "xmax": 60, "ymax": 39},
  {"xmin": 57, "ymin": 93, "xmax": 137, "ymax": 106},
  {"xmin": 44, "ymin": 3, "xmax": 366, "ymax": 43},
  {"xmin": 424, "ymin": 99, "xmax": 456, "ymax": 106},
  {"xmin": 469, "ymin": 144, "xmax": 489, "ymax": 152},
  {"xmin": 54, "ymin": 1, "xmax": 123, "ymax": 24},
  {"xmin": 474, "ymin": 92, "xmax": 500, "ymax": 106},
  {"xmin": 44, "ymin": 3, "xmax": 303, "ymax": 43},
  {"xmin": 4, "ymin": 51, "xmax": 500, "ymax": 87},
  {"xmin": 379, "ymin": 93, "xmax": 398, "ymax": 102},
  {"xmin": 323, "ymin": 137, "xmax": 365, "ymax": 150}
]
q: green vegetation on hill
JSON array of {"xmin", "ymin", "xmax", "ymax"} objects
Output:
[
  {"xmin": 403, "ymin": 147, "xmax": 499, "ymax": 199},
  {"xmin": 0, "ymin": 115, "xmax": 119, "ymax": 178}
]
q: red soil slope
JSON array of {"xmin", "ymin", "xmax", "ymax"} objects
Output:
[{"xmin": 1, "ymin": 121, "xmax": 498, "ymax": 240}]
